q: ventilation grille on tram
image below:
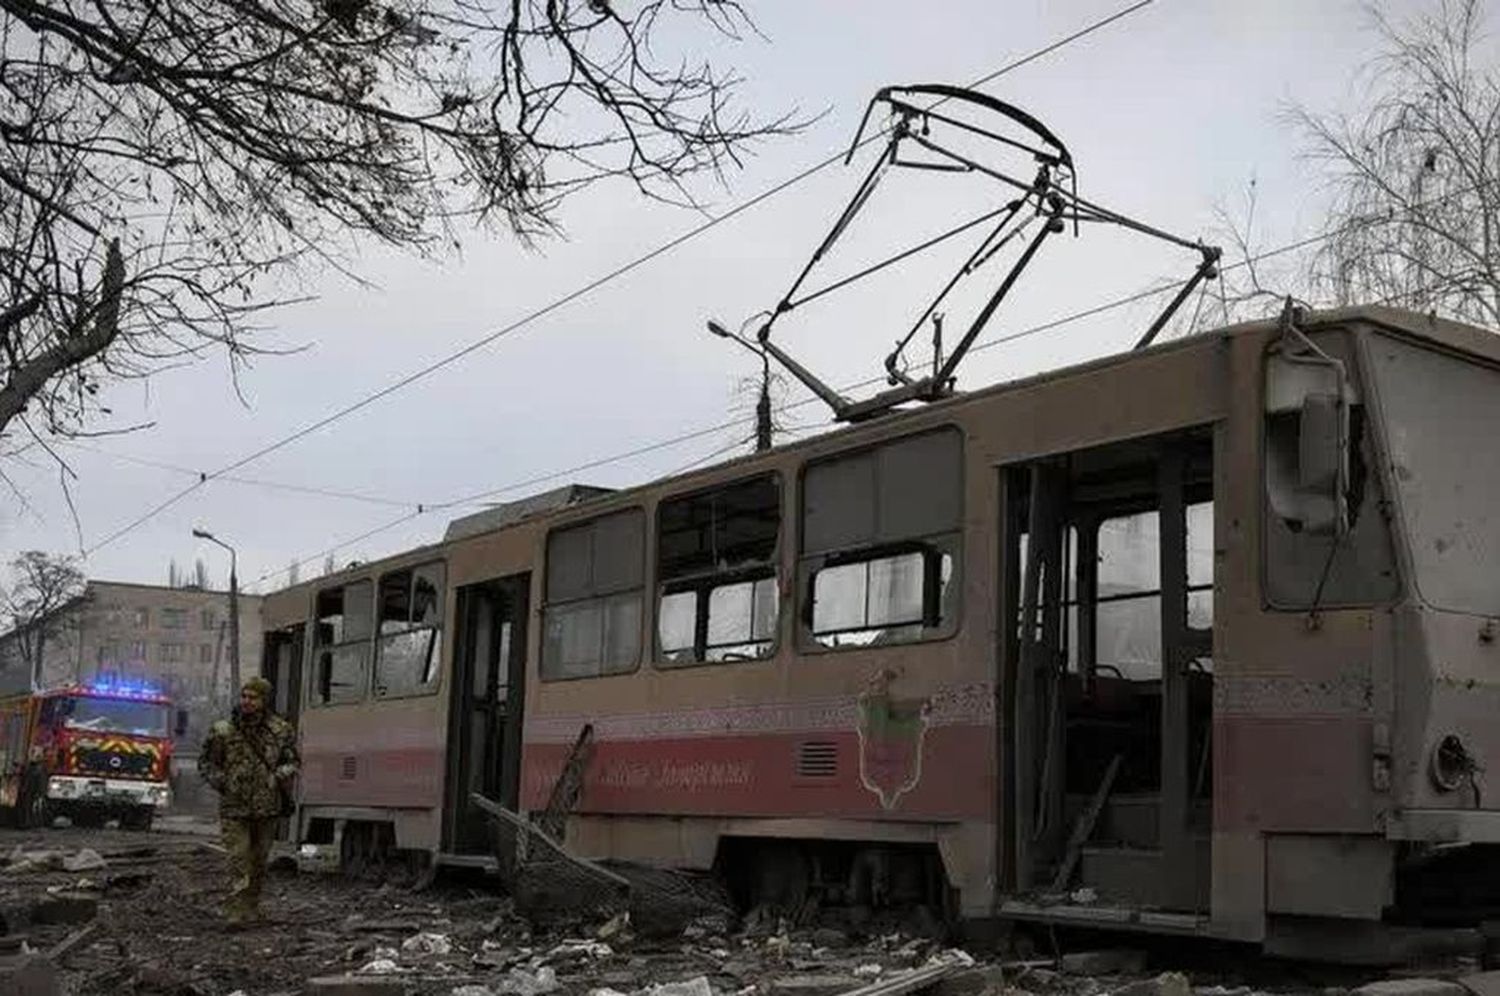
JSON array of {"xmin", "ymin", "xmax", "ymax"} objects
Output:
[{"xmin": 796, "ymin": 741, "xmax": 838, "ymax": 778}]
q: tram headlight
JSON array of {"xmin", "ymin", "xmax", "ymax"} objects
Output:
[{"xmin": 1431, "ymin": 734, "xmax": 1481, "ymax": 793}]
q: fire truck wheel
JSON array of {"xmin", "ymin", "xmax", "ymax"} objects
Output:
[{"xmin": 20, "ymin": 772, "xmax": 50, "ymax": 830}]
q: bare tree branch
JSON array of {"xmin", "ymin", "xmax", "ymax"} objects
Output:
[{"xmin": 0, "ymin": 0, "xmax": 801, "ymax": 450}]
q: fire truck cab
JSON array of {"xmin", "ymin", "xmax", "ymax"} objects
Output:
[{"xmin": 0, "ymin": 681, "xmax": 185, "ymax": 831}]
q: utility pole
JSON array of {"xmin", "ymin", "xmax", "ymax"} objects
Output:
[
  {"xmin": 193, "ymin": 529, "xmax": 241, "ymax": 693},
  {"xmin": 707, "ymin": 319, "xmax": 774, "ymax": 452}
]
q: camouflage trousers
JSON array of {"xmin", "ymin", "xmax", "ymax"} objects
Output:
[{"xmin": 221, "ymin": 816, "xmax": 277, "ymax": 922}]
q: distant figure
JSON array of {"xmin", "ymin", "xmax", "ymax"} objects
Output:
[{"xmin": 198, "ymin": 677, "xmax": 299, "ymax": 926}]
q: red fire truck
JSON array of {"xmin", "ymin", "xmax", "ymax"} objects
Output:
[{"xmin": 0, "ymin": 681, "xmax": 185, "ymax": 831}]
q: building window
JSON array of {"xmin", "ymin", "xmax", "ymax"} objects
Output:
[
  {"xmin": 159, "ymin": 642, "xmax": 185, "ymax": 664},
  {"xmin": 96, "ymin": 641, "xmax": 120, "ymax": 667},
  {"xmin": 312, "ymin": 580, "xmax": 372, "ymax": 705},
  {"xmin": 200, "ymin": 609, "xmax": 216, "ymax": 631},
  {"xmin": 199, "ymin": 644, "xmax": 214, "ymax": 665},
  {"xmin": 126, "ymin": 641, "xmax": 147, "ymax": 662},
  {"xmin": 542, "ymin": 510, "xmax": 644, "ymax": 680},
  {"xmin": 373, "ymin": 562, "xmax": 446, "ymax": 698},
  {"xmin": 133, "ymin": 608, "xmax": 149, "ymax": 628},
  {"xmin": 657, "ymin": 474, "xmax": 780, "ymax": 666},
  {"xmin": 800, "ymin": 428, "xmax": 963, "ymax": 649},
  {"xmin": 161, "ymin": 608, "xmax": 187, "ymax": 630}
]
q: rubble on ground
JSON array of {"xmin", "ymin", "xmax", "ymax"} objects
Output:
[{"xmin": 0, "ymin": 824, "xmax": 1492, "ymax": 996}]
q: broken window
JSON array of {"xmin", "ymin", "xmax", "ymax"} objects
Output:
[
  {"xmin": 374, "ymin": 562, "xmax": 446, "ymax": 698},
  {"xmin": 542, "ymin": 510, "xmax": 644, "ymax": 680},
  {"xmin": 657, "ymin": 474, "xmax": 780, "ymax": 665},
  {"xmin": 800, "ymin": 429, "xmax": 962, "ymax": 649},
  {"xmin": 312, "ymin": 579, "xmax": 372, "ymax": 705}
]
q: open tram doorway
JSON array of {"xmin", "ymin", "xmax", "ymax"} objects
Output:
[
  {"xmin": 445, "ymin": 573, "xmax": 530, "ymax": 857},
  {"xmin": 1001, "ymin": 428, "xmax": 1215, "ymax": 915},
  {"xmin": 261, "ymin": 624, "xmax": 305, "ymax": 842}
]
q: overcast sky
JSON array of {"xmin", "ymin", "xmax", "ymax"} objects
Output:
[{"xmin": 1, "ymin": 0, "xmax": 1412, "ymax": 593}]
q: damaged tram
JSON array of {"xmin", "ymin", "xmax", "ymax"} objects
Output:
[{"xmin": 260, "ymin": 305, "xmax": 1500, "ymax": 958}]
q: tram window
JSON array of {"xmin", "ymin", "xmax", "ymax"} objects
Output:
[
  {"xmin": 312, "ymin": 579, "xmax": 372, "ymax": 705},
  {"xmin": 1091, "ymin": 503, "xmax": 1214, "ymax": 681},
  {"xmin": 542, "ymin": 509, "xmax": 644, "ymax": 680},
  {"xmin": 800, "ymin": 429, "xmax": 962, "ymax": 650},
  {"xmin": 657, "ymin": 474, "xmax": 780, "ymax": 666},
  {"xmin": 374, "ymin": 561, "xmax": 446, "ymax": 699}
]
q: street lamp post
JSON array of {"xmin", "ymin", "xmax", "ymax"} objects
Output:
[
  {"xmin": 706, "ymin": 319, "xmax": 773, "ymax": 452},
  {"xmin": 192, "ymin": 528, "xmax": 240, "ymax": 696}
]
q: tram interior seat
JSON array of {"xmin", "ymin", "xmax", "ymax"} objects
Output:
[{"xmin": 1062, "ymin": 658, "xmax": 1215, "ymax": 839}]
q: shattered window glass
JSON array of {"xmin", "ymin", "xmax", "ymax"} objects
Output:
[
  {"xmin": 374, "ymin": 562, "xmax": 446, "ymax": 698},
  {"xmin": 312, "ymin": 579, "xmax": 372, "ymax": 705},
  {"xmin": 800, "ymin": 429, "xmax": 963, "ymax": 650},
  {"xmin": 656, "ymin": 475, "xmax": 780, "ymax": 667}
]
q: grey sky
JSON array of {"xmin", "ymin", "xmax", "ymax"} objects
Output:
[{"xmin": 2, "ymin": 0, "xmax": 1408, "ymax": 592}]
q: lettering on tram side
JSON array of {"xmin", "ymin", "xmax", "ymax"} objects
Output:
[
  {"xmin": 523, "ymin": 757, "xmax": 755, "ymax": 798},
  {"xmin": 856, "ymin": 668, "xmax": 932, "ymax": 811}
]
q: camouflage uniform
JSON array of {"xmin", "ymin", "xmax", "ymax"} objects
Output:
[{"xmin": 198, "ymin": 693, "xmax": 298, "ymax": 924}]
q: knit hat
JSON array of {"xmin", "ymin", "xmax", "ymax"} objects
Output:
[{"xmin": 241, "ymin": 676, "xmax": 273, "ymax": 702}]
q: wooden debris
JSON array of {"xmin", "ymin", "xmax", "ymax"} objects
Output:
[
  {"xmin": 49, "ymin": 922, "xmax": 99, "ymax": 963},
  {"xmin": 469, "ymin": 792, "xmax": 631, "ymax": 891}
]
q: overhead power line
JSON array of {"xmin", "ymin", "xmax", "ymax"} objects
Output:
[
  {"xmin": 252, "ymin": 207, "xmax": 1470, "ymax": 593},
  {"xmin": 81, "ymin": 0, "xmax": 1158, "ymax": 559},
  {"xmin": 57, "ymin": 440, "xmax": 416, "ymax": 509}
]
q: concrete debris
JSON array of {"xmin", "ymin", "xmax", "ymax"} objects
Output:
[
  {"xmin": 358, "ymin": 958, "xmax": 403, "ymax": 974},
  {"xmin": 646, "ymin": 977, "xmax": 715, "ymax": 996},
  {"xmin": 548, "ymin": 938, "xmax": 614, "ymax": 961},
  {"xmin": 771, "ymin": 972, "xmax": 860, "ymax": 996},
  {"xmin": 597, "ymin": 912, "xmax": 632, "ymax": 939},
  {"xmin": 1355, "ymin": 983, "xmax": 1467, "ymax": 996},
  {"xmin": 590, "ymin": 989, "xmax": 633, "ymax": 996},
  {"xmin": 493, "ymin": 964, "xmax": 561, "ymax": 996},
  {"xmin": 454, "ymin": 987, "xmax": 497, "ymax": 996},
  {"xmin": 403, "ymin": 931, "xmax": 456, "ymax": 955},
  {"xmin": 59, "ymin": 849, "xmax": 106, "ymax": 873},
  {"xmin": 1114, "ymin": 972, "xmax": 1194, "ymax": 996},
  {"xmin": 1070, "ymin": 887, "xmax": 1099, "ymax": 904},
  {"xmin": 854, "ymin": 965, "xmax": 885, "ymax": 978}
]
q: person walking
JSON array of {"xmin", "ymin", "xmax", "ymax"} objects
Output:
[{"xmin": 198, "ymin": 676, "xmax": 299, "ymax": 926}]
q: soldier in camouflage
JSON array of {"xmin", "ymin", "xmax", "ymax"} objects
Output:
[{"xmin": 198, "ymin": 676, "xmax": 299, "ymax": 926}]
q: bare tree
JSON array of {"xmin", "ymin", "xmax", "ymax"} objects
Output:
[
  {"xmin": 0, "ymin": 0, "xmax": 797, "ymax": 448},
  {"xmin": 0, "ymin": 549, "xmax": 84, "ymax": 686},
  {"xmin": 194, "ymin": 557, "xmax": 209, "ymax": 589},
  {"xmin": 1288, "ymin": 0, "xmax": 1500, "ymax": 325}
]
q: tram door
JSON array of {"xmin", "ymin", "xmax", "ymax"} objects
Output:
[
  {"xmin": 261, "ymin": 624, "xmax": 305, "ymax": 727},
  {"xmin": 447, "ymin": 574, "xmax": 530, "ymax": 855},
  {"xmin": 1003, "ymin": 429, "xmax": 1215, "ymax": 913},
  {"xmin": 261, "ymin": 623, "xmax": 305, "ymax": 841}
]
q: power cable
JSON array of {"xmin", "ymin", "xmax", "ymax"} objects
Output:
[
  {"xmin": 80, "ymin": 0, "xmax": 1158, "ymax": 558},
  {"xmin": 57, "ymin": 439, "xmax": 417, "ymax": 509},
  {"xmin": 251, "ymin": 209, "xmax": 1446, "ymax": 592}
]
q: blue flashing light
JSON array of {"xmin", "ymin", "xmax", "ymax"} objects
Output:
[{"xmin": 80, "ymin": 677, "xmax": 166, "ymax": 701}]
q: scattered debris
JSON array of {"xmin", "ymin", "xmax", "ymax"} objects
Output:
[
  {"xmin": 646, "ymin": 977, "xmax": 715, "ymax": 996},
  {"xmin": 59, "ymin": 850, "xmax": 106, "ymax": 873},
  {"xmin": 403, "ymin": 932, "xmax": 456, "ymax": 956},
  {"xmin": 493, "ymin": 965, "xmax": 561, "ymax": 996}
]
